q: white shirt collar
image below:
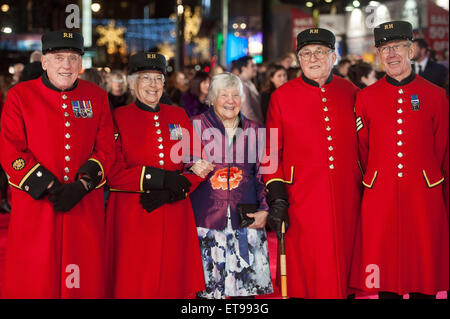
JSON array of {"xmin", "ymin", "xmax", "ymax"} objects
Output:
[{"xmin": 416, "ymin": 56, "xmax": 428, "ymax": 73}]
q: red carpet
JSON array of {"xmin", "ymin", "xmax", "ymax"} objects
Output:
[
  {"xmin": 258, "ymin": 231, "xmax": 447, "ymax": 299},
  {"xmin": 255, "ymin": 230, "xmax": 281, "ymax": 299}
]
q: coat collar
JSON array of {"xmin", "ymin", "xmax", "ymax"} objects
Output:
[
  {"xmin": 41, "ymin": 71, "xmax": 78, "ymax": 92},
  {"xmin": 135, "ymin": 98, "xmax": 160, "ymax": 112},
  {"xmin": 301, "ymin": 73, "xmax": 333, "ymax": 87},
  {"xmin": 385, "ymin": 70, "xmax": 416, "ymax": 87},
  {"xmin": 205, "ymin": 107, "xmax": 244, "ymax": 138}
]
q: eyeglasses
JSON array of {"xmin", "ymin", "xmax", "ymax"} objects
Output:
[
  {"xmin": 138, "ymin": 74, "xmax": 164, "ymax": 85},
  {"xmin": 298, "ymin": 49, "xmax": 333, "ymax": 60},
  {"xmin": 378, "ymin": 43, "xmax": 410, "ymax": 56},
  {"xmin": 53, "ymin": 54, "xmax": 80, "ymax": 63}
]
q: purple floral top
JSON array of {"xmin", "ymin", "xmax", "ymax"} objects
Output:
[{"xmin": 189, "ymin": 108, "xmax": 269, "ymax": 230}]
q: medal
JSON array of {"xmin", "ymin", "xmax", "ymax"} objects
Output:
[
  {"xmin": 411, "ymin": 95, "xmax": 419, "ymax": 111},
  {"xmin": 169, "ymin": 123, "xmax": 183, "ymax": 140},
  {"xmin": 71, "ymin": 101, "xmax": 81, "ymax": 118},
  {"xmin": 72, "ymin": 100, "xmax": 94, "ymax": 118}
]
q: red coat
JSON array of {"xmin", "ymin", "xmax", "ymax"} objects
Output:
[
  {"xmin": 264, "ymin": 75, "xmax": 361, "ymax": 298},
  {"xmin": 106, "ymin": 101, "xmax": 205, "ymax": 298},
  {"xmin": 0, "ymin": 77, "xmax": 114, "ymax": 298},
  {"xmin": 0, "ymin": 91, "xmax": 4, "ymax": 116},
  {"xmin": 350, "ymin": 74, "xmax": 449, "ymax": 295}
]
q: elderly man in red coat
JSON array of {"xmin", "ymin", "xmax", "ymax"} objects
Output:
[
  {"xmin": 0, "ymin": 31, "xmax": 114, "ymax": 298},
  {"xmin": 263, "ymin": 28, "xmax": 361, "ymax": 299},
  {"xmin": 350, "ymin": 21, "xmax": 449, "ymax": 299}
]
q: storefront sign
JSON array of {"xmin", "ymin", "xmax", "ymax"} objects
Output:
[
  {"xmin": 291, "ymin": 8, "xmax": 315, "ymax": 51},
  {"xmin": 426, "ymin": 0, "xmax": 448, "ymax": 51}
]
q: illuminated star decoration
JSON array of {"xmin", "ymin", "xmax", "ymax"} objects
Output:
[
  {"xmin": 185, "ymin": 6, "xmax": 210, "ymax": 61},
  {"xmin": 157, "ymin": 42, "xmax": 175, "ymax": 61},
  {"xmin": 169, "ymin": 6, "xmax": 209, "ymax": 61},
  {"xmin": 193, "ymin": 37, "xmax": 211, "ymax": 60},
  {"xmin": 184, "ymin": 6, "xmax": 202, "ymax": 43},
  {"xmin": 96, "ymin": 20, "xmax": 126, "ymax": 54}
]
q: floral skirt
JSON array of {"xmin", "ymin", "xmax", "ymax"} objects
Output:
[{"xmin": 196, "ymin": 213, "xmax": 273, "ymax": 299}]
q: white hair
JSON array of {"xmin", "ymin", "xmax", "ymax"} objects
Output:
[
  {"xmin": 128, "ymin": 73, "xmax": 138, "ymax": 85},
  {"xmin": 30, "ymin": 50, "xmax": 42, "ymax": 63},
  {"xmin": 207, "ymin": 72, "xmax": 245, "ymax": 105}
]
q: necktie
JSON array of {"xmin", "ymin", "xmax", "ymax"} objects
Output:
[{"xmin": 418, "ymin": 64, "xmax": 423, "ymax": 76}]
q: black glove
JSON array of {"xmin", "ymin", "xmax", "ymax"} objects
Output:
[
  {"xmin": 48, "ymin": 180, "xmax": 89, "ymax": 212},
  {"xmin": 46, "ymin": 178, "xmax": 62, "ymax": 195},
  {"xmin": 168, "ymin": 189, "xmax": 189, "ymax": 203},
  {"xmin": 139, "ymin": 190, "xmax": 172, "ymax": 213},
  {"xmin": 163, "ymin": 171, "xmax": 192, "ymax": 199},
  {"xmin": 267, "ymin": 198, "xmax": 289, "ymax": 240},
  {"xmin": 266, "ymin": 181, "xmax": 290, "ymax": 240}
]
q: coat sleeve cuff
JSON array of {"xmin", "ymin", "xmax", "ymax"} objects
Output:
[
  {"xmin": 19, "ymin": 164, "xmax": 55, "ymax": 200},
  {"xmin": 139, "ymin": 166, "xmax": 165, "ymax": 192},
  {"xmin": 265, "ymin": 166, "xmax": 295, "ymax": 187},
  {"xmin": 266, "ymin": 180, "xmax": 288, "ymax": 204},
  {"xmin": 76, "ymin": 158, "xmax": 104, "ymax": 187}
]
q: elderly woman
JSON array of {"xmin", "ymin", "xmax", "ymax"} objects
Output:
[
  {"xmin": 189, "ymin": 73, "xmax": 273, "ymax": 299},
  {"xmin": 105, "ymin": 52, "xmax": 212, "ymax": 298}
]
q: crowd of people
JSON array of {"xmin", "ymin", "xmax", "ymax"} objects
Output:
[
  {"xmin": 0, "ymin": 20, "xmax": 448, "ymax": 300},
  {"xmin": 2, "ymin": 37, "xmax": 447, "ymax": 125}
]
